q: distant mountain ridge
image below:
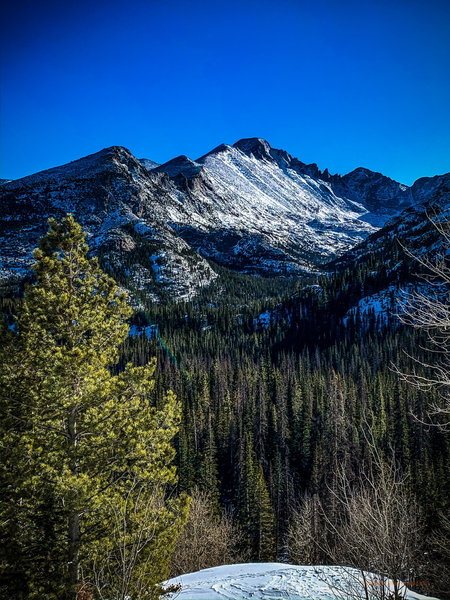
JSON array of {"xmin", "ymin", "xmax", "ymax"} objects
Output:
[
  {"xmin": 0, "ymin": 138, "xmax": 447, "ymax": 301},
  {"xmin": 328, "ymin": 172, "xmax": 450, "ymax": 270}
]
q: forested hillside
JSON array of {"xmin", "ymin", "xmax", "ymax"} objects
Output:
[{"xmin": 119, "ymin": 260, "xmax": 449, "ymax": 596}]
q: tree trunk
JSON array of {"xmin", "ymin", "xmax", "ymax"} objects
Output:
[
  {"xmin": 68, "ymin": 511, "xmax": 81, "ymax": 598},
  {"xmin": 67, "ymin": 407, "xmax": 80, "ymax": 598}
]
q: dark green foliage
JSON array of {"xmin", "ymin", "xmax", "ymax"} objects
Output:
[
  {"xmin": 0, "ymin": 216, "xmax": 189, "ymax": 600},
  {"xmin": 120, "ymin": 264, "xmax": 449, "ymax": 593}
]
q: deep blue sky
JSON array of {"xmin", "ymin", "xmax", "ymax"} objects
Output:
[{"xmin": 1, "ymin": 0, "xmax": 449, "ymax": 184}]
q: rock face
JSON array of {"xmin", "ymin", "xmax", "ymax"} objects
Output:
[
  {"xmin": 0, "ymin": 138, "xmax": 447, "ymax": 301},
  {"xmin": 328, "ymin": 172, "xmax": 450, "ymax": 272},
  {"xmin": 0, "ymin": 146, "xmax": 217, "ymax": 302},
  {"xmin": 328, "ymin": 166, "xmax": 411, "ymax": 226}
]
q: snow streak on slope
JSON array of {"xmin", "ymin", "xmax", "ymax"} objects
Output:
[
  {"xmin": 161, "ymin": 141, "xmax": 379, "ymax": 273},
  {"xmin": 165, "ymin": 563, "xmax": 437, "ymax": 600}
]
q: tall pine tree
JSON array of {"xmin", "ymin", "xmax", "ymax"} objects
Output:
[{"xmin": 0, "ymin": 216, "xmax": 189, "ymax": 600}]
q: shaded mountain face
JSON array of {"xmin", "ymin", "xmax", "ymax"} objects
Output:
[
  {"xmin": 328, "ymin": 173, "xmax": 450, "ymax": 272},
  {"xmin": 0, "ymin": 138, "xmax": 446, "ymax": 301},
  {"xmin": 328, "ymin": 167, "xmax": 411, "ymax": 227}
]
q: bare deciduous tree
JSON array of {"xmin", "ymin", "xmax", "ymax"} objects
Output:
[
  {"xmin": 170, "ymin": 487, "xmax": 247, "ymax": 578},
  {"xmin": 289, "ymin": 443, "xmax": 425, "ymax": 600},
  {"xmin": 394, "ymin": 217, "xmax": 450, "ymax": 429},
  {"xmin": 288, "ymin": 494, "xmax": 324, "ymax": 565},
  {"xmin": 331, "ymin": 466, "xmax": 424, "ymax": 599}
]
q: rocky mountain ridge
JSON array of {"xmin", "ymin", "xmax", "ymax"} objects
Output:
[
  {"xmin": 0, "ymin": 139, "xmax": 447, "ymax": 302},
  {"xmin": 328, "ymin": 172, "xmax": 450, "ymax": 270}
]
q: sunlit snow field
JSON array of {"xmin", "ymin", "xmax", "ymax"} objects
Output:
[{"xmin": 166, "ymin": 563, "xmax": 439, "ymax": 600}]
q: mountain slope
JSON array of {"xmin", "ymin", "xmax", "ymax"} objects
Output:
[
  {"xmin": 0, "ymin": 138, "xmax": 442, "ymax": 301},
  {"xmin": 0, "ymin": 146, "xmax": 217, "ymax": 302}
]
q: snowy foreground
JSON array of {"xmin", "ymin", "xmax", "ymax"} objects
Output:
[{"xmin": 165, "ymin": 563, "xmax": 438, "ymax": 600}]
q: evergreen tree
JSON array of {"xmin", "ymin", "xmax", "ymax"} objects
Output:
[
  {"xmin": 237, "ymin": 435, "xmax": 276, "ymax": 560},
  {"xmin": 0, "ymin": 216, "xmax": 189, "ymax": 600},
  {"xmin": 254, "ymin": 464, "xmax": 276, "ymax": 561}
]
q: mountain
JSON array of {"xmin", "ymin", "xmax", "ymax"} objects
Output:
[
  {"xmin": 0, "ymin": 138, "xmax": 445, "ymax": 302},
  {"xmin": 328, "ymin": 172, "xmax": 450, "ymax": 271},
  {"xmin": 152, "ymin": 138, "xmax": 415, "ymax": 275},
  {"xmin": 0, "ymin": 146, "xmax": 217, "ymax": 302}
]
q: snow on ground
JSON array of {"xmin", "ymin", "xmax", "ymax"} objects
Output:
[{"xmin": 165, "ymin": 563, "xmax": 438, "ymax": 600}]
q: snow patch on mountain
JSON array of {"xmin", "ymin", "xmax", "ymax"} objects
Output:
[{"xmin": 343, "ymin": 283, "xmax": 447, "ymax": 327}]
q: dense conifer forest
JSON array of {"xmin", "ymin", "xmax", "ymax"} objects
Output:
[
  {"xmin": 0, "ymin": 221, "xmax": 449, "ymax": 599},
  {"xmin": 118, "ymin": 262, "xmax": 450, "ymax": 596}
]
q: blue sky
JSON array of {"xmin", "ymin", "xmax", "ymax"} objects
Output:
[{"xmin": 1, "ymin": 0, "xmax": 449, "ymax": 184}]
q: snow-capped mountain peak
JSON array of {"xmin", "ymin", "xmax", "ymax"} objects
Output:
[
  {"xmin": 196, "ymin": 143, "xmax": 233, "ymax": 162},
  {"xmin": 1, "ymin": 138, "xmax": 447, "ymax": 302},
  {"xmin": 233, "ymin": 137, "xmax": 273, "ymax": 160}
]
